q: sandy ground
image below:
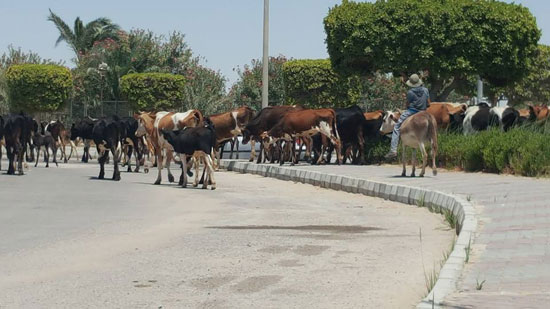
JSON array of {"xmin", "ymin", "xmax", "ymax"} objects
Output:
[{"xmin": 0, "ymin": 157, "xmax": 454, "ymax": 308}]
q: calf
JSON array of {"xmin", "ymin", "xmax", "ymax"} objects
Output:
[
  {"xmin": 160, "ymin": 119, "xmax": 217, "ymax": 189},
  {"xmin": 380, "ymin": 111, "xmax": 438, "ymax": 177},
  {"xmin": 242, "ymin": 105, "xmax": 304, "ymax": 163},
  {"xmin": 92, "ymin": 116, "xmax": 123, "ymax": 181},
  {"xmin": 33, "ymin": 122, "xmax": 58, "ymax": 168},
  {"xmin": 135, "ymin": 109, "xmax": 203, "ymax": 185},
  {"xmin": 3, "ymin": 113, "xmax": 34, "ymax": 175},
  {"xmin": 267, "ymin": 108, "xmax": 342, "ymax": 165}
]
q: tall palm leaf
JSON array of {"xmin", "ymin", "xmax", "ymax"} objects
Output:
[{"xmin": 47, "ymin": 9, "xmax": 121, "ymax": 61}]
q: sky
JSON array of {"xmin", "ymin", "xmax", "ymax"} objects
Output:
[{"xmin": 1, "ymin": 0, "xmax": 549, "ymax": 87}]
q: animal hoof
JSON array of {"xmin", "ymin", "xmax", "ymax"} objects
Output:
[
  {"xmin": 154, "ymin": 180, "xmax": 161, "ymax": 185},
  {"xmin": 168, "ymin": 174, "xmax": 175, "ymax": 183},
  {"xmin": 192, "ymin": 182, "xmax": 198, "ymax": 187},
  {"xmin": 211, "ymin": 186, "xmax": 216, "ymax": 190},
  {"xmin": 401, "ymin": 173, "xmax": 406, "ymax": 177},
  {"xmin": 113, "ymin": 174, "xmax": 121, "ymax": 181},
  {"xmin": 410, "ymin": 174, "xmax": 415, "ymax": 177},
  {"xmin": 144, "ymin": 168, "xmax": 149, "ymax": 174},
  {"xmin": 433, "ymin": 170, "xmax": 438, "ymax": 176}
]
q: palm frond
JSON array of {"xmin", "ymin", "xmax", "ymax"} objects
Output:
[{"xmin": 47, "ymin": 9, "xmax": 75, "ymax": 48}]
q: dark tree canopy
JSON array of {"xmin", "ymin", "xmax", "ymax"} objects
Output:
[{"xmin": 324, "ymin": 0, "xmax": 541, "ymax": 101}]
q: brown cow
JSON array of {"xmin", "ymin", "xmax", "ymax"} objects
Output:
[
  {"xmin": 209, "ymin": 106, "xmax": 254, "ymax": 168},
  {"xmin": 135, "ymin": 109, "xmax": 203, "ymax": 185},
  {"xmin": 242, "ymin": 105, "xmax": 305, "ymax": 163},
  {"xmin": 267, "ymin": 108, "xmax": 342, "ymax": 165},
  {"xmin": 380, "ymin": 111, "xmax": 438, "ymax": 177},
  {"xmin": 426, "ymin": 103, "xmax": 467, "ymax": 129},
  {"xmin": 528, "ymin": 105, "xmax": 550, "ymax": 121}
]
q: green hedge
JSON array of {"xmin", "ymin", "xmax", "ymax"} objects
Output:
[
  {"xmin": 365, "ymin": 128, "xmax": 550, "ymax": 177},
  {"xmin": 5, "ymin": 64, "xmax": 72, "ymax": 113},
  {"xmin": 120, "ymin": 73, "xmax": 185, "ymax": 111}
]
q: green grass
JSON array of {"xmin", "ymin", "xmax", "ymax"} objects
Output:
[{"xmin": 365, "ymin": 126, "xmax": 550, "ymax": 177}]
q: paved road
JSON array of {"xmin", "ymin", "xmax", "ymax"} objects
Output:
[
  {"xmin": 0, "ymin": 159, "xmax": 452, "ymax": 308},
  {"xmin": 276, "ymin": 163, "xmax": 550, "ymax": 308}
]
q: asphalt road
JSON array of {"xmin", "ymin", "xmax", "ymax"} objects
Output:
[{"xmin": 0, "ymin": 157, "xmax": 453, "ymax": 308}]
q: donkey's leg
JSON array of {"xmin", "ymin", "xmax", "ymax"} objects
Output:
[
  {"xmin": 419, "ymin": 142, "xmax": 428, "ymax": 177},
  {"xmin": 401, "ymin": 144, "xmax": 407, "ymax": 177},
  {"xmin": 411, "ymin": 149, "xmax": 417, "ymax": 177}
]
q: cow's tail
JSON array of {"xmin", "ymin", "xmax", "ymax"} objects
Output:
[{"xmin": 331, "ymin": 111, "xmax": 340, "ymax": 140}]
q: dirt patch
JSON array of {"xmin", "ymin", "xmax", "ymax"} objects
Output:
[{"xmin": 231, "ymin": 275, "xmax": 283, "ymax": 294}]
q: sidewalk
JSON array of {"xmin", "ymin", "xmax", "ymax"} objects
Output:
[{"xmin": 225, "ymin": 161, "xmax": 550, "ymax": 308}]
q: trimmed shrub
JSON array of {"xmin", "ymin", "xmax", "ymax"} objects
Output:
[
  {"xmin": 120, "ymin": 73, "xmax": 185, "ymax": 111},
  {"xmin": 5, "ymin": 64, "xmax": 72, "ymax": 113},
  {"xmin": 283, "ymin": 59, "xmax": 348, "ymax": 108}
]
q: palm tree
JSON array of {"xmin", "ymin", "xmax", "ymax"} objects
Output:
[{"xmin": 47, "ymin": 9, "xmax": 121, "ymax": 62}]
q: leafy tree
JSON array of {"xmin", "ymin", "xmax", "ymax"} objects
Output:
[
  {"xmin": 183, "ymin": 64, "xmax": 228, "ymax": 115},
  {"xmin": 324, "ymin": 0, "xmax": 541, "ymax": 101},
  {"xmin": 283, "ymin": 59, "xmax": 348, "ymax": 108},
  {"xmin": 6, "ymin": 64, "xmax": 72, "ymax": 113},
  {"xmin": 229, "ymin": 55, "xmax": 287, "ymax": 110},
  {"xmin": 48, "ymin": 9, "xmax": 121, "ymax": 62}
]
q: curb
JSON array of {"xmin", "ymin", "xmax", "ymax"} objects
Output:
[{"xmin": 221, "ymin": 160, "xmax": 478, "ymax": 308}]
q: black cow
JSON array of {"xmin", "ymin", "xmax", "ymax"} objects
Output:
[
  {"xmin": 71, "ymin": 118, "xmax": 96, "ymax": 162},
  {"xmin": 33, "ymin": 121, "xmax": 58, "ymax": 168},
  {"xmin": 3, "ymin": 113, "xmax": 34, "ymax": 175},
  {"xmin": 322, "ymin": 105, "xmax": 366, "ymax": 165},
  {"xmin": 0, "ymin": 115, "xmax": 4, "ymax": 171},
  {"xmin": 92, "ymin": 116, "xmax": 123, "ymax": 181},
  {"xmin": 119, "ymin": 117, "xmax": 142, "ymax": 173},
  {"xmin": 161, "ymin": 118, "xmax": 217, "ymax": 189}
]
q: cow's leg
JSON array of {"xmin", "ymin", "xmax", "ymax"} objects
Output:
[
  {"xmin": 235, "ymin": 137, "xmax": 240, "ymax": 160},
  {"xmin": 34, "ymin": 146, "xmax": 40, "ymax": 167},
  {"xmin": 419, "ymin": 142, "xmax": 428, "ymax": 177},
  {"xmin": 290, "ymin": 140, "xmax": 297, "ymax": 166},
  {"xmin": 98, "ymin": 148, "xmax": 107, "ymax": 179},
  {"xmin": 46, "ymin": 146, "xmax": 51, "ymax": 168},
  {"xmin": 126, "ymin": 145, "xmax": 133, "ymax": 172},
  {"xmin": 181, "ymin": 154, "xmax": 188, "ymax": 187},
  {"xmin": 228, "ymin": 139, "xmax": 234, "ymax": 159},
  {"xmin": 0, "ymin": 144, "xmax": 2, "ymax": 171},
  {"xmin": 154, "ymin": 148, "xmax": 163, "ymax": 185},
  {"xmin": 200, "ymin": 156, "xmax": 209, "ymax": 189},
  {"xmin": 256, "ymin": 141, "xmax": 263, "ymax": 164},
  {"xmin": 279, "ymin": 140, "xmax": 285, "ymax": 166},
  {"xmin": 401, "ymin": 144, "xmax": 407, "ymax": 177},
  {"xmin": 215, "ymin": 147, "xmax": 222, "ymax": 171},
  {"xmin": 60, "ymin": 138, "xmax": 68, "ymax": 163},
  {"xmin": 67, "ymin": 141, "xmax": 75, "ymax": 161},
  {"xmin": 6, "ymin": 145, "xmax": 14, "ymax": 175},
  {"xmin": 411, "ymin": 148, "xmax": 417, "ymax": 177},
  {"xmin": 193, "ymin": 154, "xmax": 201, "ymax": 187},
  {"xmin": 52, "ymin": 145, "xmax": 58, "ymax": 167},
  {"xmin": 204, "ymin": 154, "xmax": 216, "ymax": 190},
  {"xmin": 166, "ymin": 150, "xmax": 175, "ymax": 183},
  {"xmin": 112, "ymin": 143, "xmax": 121, "ymax": 181},
  {"xmin": 250, "ymin": 139, "xmax": 256, "ymax": 162}
]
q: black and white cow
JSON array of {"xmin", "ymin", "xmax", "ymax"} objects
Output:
[
  {"xmin": 71, "ymin": 118, "xmax": 97, "ymax": 162},
  {"xmin": 92, "ymin": 116, "xmax": 123, "ymax": 181},
  {"xmin": 463, "ymin": 104, "xmax": 519, "ymax": 134},
  {"xmin": 160, "ymin": 118, "xmax": 217, "ymax": 189},
  {"xmin": 3, "ymin": 113, "xmax": 34, "ymax": 175}
]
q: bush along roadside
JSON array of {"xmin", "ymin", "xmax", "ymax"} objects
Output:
[{"xmin": 364, "ymin": 128, "xmax": 550, "ymax": 177}]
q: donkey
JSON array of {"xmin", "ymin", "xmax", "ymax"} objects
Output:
[{"xmin": 380, "ymin": 111, "xmax": 438, "ymax": 177}]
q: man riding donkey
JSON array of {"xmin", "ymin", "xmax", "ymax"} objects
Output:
[{"xmin": 385, "ymin": 73, "xmax": 431, "ymax": 160}]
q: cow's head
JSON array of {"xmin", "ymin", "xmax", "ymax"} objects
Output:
[
  {"xmin": 379, "ymin": 111, "xmax": 401, "ymax": 135},
  {"xmin": 70, "ymin": 123, "xmax": 79, "ymax": 141},
  {"xmin": 241, "ymin": 128, "xmax": 252, "ymax": 145},
  {"xmin": 528, "ymin": 104, "xmax": 550, "ymax": 121}
]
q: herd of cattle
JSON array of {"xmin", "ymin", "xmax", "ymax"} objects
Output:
[{"xmin": 0, "ymin": 102, "xmax": 549, "ymax": 187}]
